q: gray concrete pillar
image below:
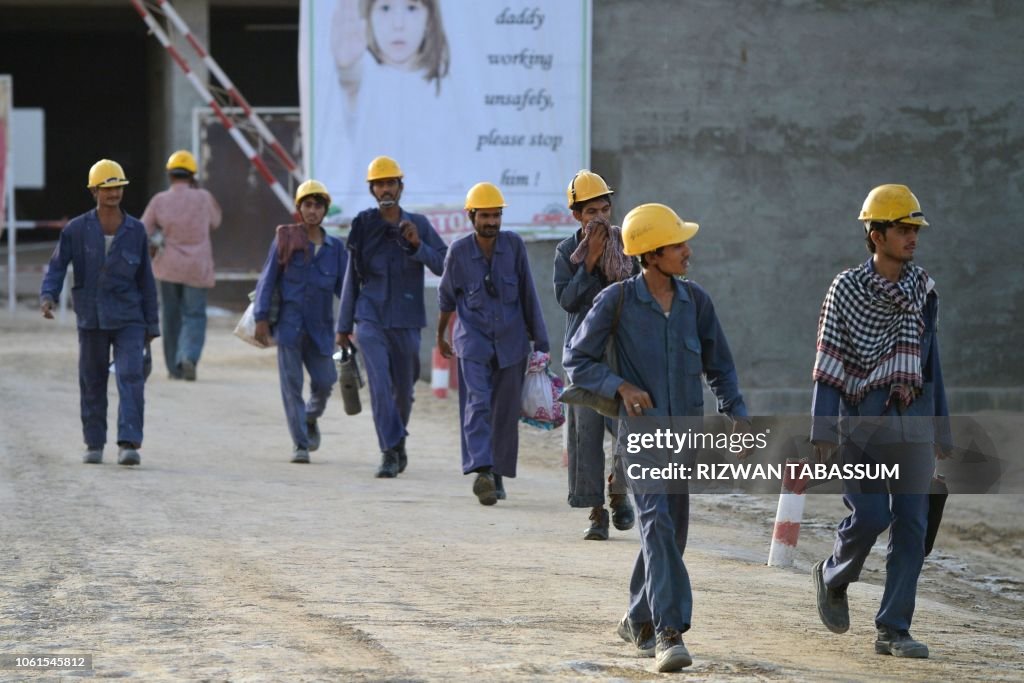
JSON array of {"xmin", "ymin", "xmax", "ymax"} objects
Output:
[{"xmin": 148, "ymin": 0, "xmax": 210, "ymax": 191}]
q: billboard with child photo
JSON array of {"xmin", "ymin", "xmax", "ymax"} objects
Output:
[{"xmin": 300, "ymin": 0, "xmax": 591, "ymax": 237}]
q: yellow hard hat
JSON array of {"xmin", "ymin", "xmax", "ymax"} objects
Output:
[
  {"xmin": 464, "ymin": 182, "xmax": 507, "ymax": 210},
  {"xmin": 295, "ymin": 179, "xmax": 332, "ymax": 208},
  {"xmin": 621, "ymin": 203, "xmax": 699, "ymax": 256},
  {"xmin": 87, "ymin": 159, "xmax": 129, "ymax": 188},
  {"xmin": 567, "ymin": 169, "xmax": 613, "ymax": 208},
  {"xmin": 366, "ymin": 156, "xmax": 403, "ymax": 181},
  {"xmin": 166, "ymin": 149, "xmax": 198, "ymax": 174},
  {"xmin": 858, "ymin": 184, "xmax": 929, "ymax": 226}
]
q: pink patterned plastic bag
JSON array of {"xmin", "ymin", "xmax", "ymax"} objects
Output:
[{"xmin": 520, "ymin": 351, "xmax": 565, "ymax": 430}]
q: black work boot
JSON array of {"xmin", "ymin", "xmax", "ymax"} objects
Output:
[
  {"xmin": 494, "ymin": 474, "xmax": 506, "ymax": 500},
  {"xmin": 875, "ymin": 626, "xmax": 929, "ymax": 658},
  {"xmin": 813, "ymin": 559, "xmax": 850, "ymax": 633},
  {"xmin": 583, "ymin": 506, "xmax": 609, "ymax": 540},
  {"xmin": 397, "ymin": 438, "xmax": 408, "ymax": 473},
  {"xmin": 375, "ymin": 448, "xmax": 399, "ymax": 478},
  {"xmin": 306, "ymin": 417, "xmax": 321, "ymax": 452},
  {"xmin": 472, "ymin": 471, "xmax": 497, "ymax": 505},
  {"xmin": 608, "ymin": 474, "xmax": 635, "ymax": 531}
]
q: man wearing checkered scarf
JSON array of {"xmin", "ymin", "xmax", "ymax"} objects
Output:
[{"xmin": 809, "ymin": 184, "xmax": 951, "ymax": 660}]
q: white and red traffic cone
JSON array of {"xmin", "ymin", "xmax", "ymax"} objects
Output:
[{"xmin": 767, "ymin": 458, "xmax": 810, "ymax": 568}]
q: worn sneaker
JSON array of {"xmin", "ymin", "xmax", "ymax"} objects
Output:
[
  {"xmin": 291, "ymin": 447, "xmax": 310, "ymax": 464},
  {"xmin": 375, "ymin": 449, "xmax": 399, "ymax": 478},
  {"xmin": 472, "ymin": 471, "xmax": 497, "ymax": 506},
  {"xmin": 83, "ymin": 448, "xmax": 103, "ymax": 464},
  {"xmin": 583, "ymin": 507, "xmax": 609, "ymax": 541},
  {"xmin": 180, "ymin": 359, "xmax": 197, "ymax": 381},
  {"xmin": 813, "ymin": 559, "xmax": 850, "ymax": 634},
  {"xmin": 397, "ymin": 438, "xmax": 408, "ymax": 473},
  {"xmin": 875, "ymin": 626, "xmax": 929, "ymax": 658},
  {"xmin": 494, "ymin": 474, "xmax": 506, "ymax": 500},
  {"xmin": 655, "ymin": 628, "xmax": 692, "ymax": 672},
  {"xmin": 117, "ymin": 445, "xmax": 141, "ymax": 466},
  {"xmin": 306, "ymin": 418, "xmax": 321, "ymax": 452},
  {"xmin": 617, "ymin": 614, "xmax": 655, "ymax": 658}
]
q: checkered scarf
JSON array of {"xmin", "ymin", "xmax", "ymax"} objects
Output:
[{"xmin": 813, "ymin": 260, "xmax": 932, "ymax": 406}]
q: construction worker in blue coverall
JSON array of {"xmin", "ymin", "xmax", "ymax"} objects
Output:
[
  {"xmin": 564, "ymin": 203, "xmax": 749, "ymax": 672},
  {"xmin": 335, "ymin": 156, "xmax": 447, "ymax": 478},
  {"xmin": 254, "ymin": 180, "xmax": 347, "ymax": 464},
  {"xmin": 40, "ymin": 159, "xmax": 160, "ymax": 467},
  {"xmin": 436, "ymin": 182, "xmax": 550, "ymax": 505},
  {"xmin": 811, "ymin": 184, "xmax": 951, "ymax": 659},
  {"xmin": 554, "ymin": 169, "xmax": 637, "ymax": 541}
]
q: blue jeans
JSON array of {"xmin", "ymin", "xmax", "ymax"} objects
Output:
[
  {"xmin": 78, "ymin": 326, "xmax": 146, "ymax": 448},
  {"xmin": 566, "ymin": 403, "xmax": 626, "ymax": 507},
  {"xmin": 276, "ymin": 333, "xmax": 336, "ymax": 449},
  {"xmin": 159, "ymin": 281, "xmax": 207, "ymax": 376}
]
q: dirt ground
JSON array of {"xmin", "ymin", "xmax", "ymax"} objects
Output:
[{"xmin": 1, "ymin": 308, "xmax": 1022, "ymax": 682}]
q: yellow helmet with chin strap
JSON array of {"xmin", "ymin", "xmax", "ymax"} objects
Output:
[
  {"xmin": 366, "ymin": 156, "xmax": 403, "ymax": 181},
  {"xmin": 464, "ymin": 182, "xmax": 507, "ymax": 210},
  {"xmin": 567, "ymin": 169, "xmax": 613, "ymax": 208},
  {"xmin": 621, "ymin": 203, "xmax": 699, "ymax": 256},
  {"xmin": 858, "ymin": 184, "xmax": 929, "ymax": 226},
  {"xmin": 295, "ymin": 179, "xmax": 332, "ymax": 208},
  {"xmin": 87, "ymin": 159, "xmax": 129, "ymax": 188}
]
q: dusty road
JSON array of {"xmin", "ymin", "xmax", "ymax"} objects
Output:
[{"xmin": 1, "ymin": 310, "xmax": 1022, "ymax": 682}]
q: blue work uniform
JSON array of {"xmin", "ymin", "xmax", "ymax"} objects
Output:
[
  {"xmin": 40, "ymin": 209, "xmax": 160, "ymax": 449},
  {"xmin": 554, "ymin": 230, "xmax": 639, "ymax": 507},
  {"xmin": 254, "ymin": 229, "xmax": 346, "ymax": 450},
  {"xmin": 336, "ymin": 208, "xmax": 446, "ymax": 453},
  {"xmin": 438, "ymin": 231, "xmax": 550, "ymax": 478},
  {"xmin": 811, "ymin": 259, "xmax": 949, "ymax": 632},
  {"xmin": 564, "ymin": 275, "xmax": 747, "ymax": 635}
]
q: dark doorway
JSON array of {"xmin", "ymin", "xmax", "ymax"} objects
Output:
[
  {"xmin": 210, "ymin": 6, "xmax": 299, "ymax": 108},
  {"xmin": 0, "ymin": 6, "xmax": 151, "ymax": 241}
]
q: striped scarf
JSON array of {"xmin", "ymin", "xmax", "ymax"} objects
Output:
[
  {"xmin": 569, "ymin": 219, "xmax": 635, "ymax": 283},
  {"xmin": 813, "ymin": 260, "xmax": 932, "ymax": 407}
]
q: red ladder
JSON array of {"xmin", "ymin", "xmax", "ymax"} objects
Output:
[{"xmin": 130, "ymin": 0, "xmax": 301, "ymax": 215}]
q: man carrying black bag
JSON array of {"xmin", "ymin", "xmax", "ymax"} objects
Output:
[{"xmin": 810, "ymin": 184, "xmax": 953, "ymax": 659}]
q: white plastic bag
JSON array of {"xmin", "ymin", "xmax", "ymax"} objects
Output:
[
  {"xmin": 520, "ymin": 351, "xmax": 565, "ymax": 430},
  {"xmin": 233, "ymin": 302, "xmax": 274, "ymax": 348}
]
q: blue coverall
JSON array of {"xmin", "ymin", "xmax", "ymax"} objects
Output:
[
  {"xmin": 336, "ymin": 208, "xmax": 447, "ymax": 453},
  {"xmin": 564, "ymin": 275, "xmax": 747, "ymax": 635},
  {"xmin": 553, "ymin": 230, "xmax": 638, "ymax": 507},
  {"xmin": 40, "ymin": 209, "xmax": 160, "ymax": 449},
  {"xmin": 438, "ymin": 231, "xmax": 549, "ymax": 478},
  {"xmin": 254, "ymin": 230, "xmax": 347, "ymax": 450}
]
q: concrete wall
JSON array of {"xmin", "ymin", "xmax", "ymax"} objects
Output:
[
  {"xmin": 147, "ymin": 0, "xmax": 211, "ymax": 194},
  {"xmin": 5, "ymin": 0, "xmax": 1020, "ymax": 412},
  {"xmin": 585, "ymin": 0, "xmax": 1024, "ymax": 411}
]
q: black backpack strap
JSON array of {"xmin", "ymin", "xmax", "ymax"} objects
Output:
[{"xmin": 611, "ymin": 281, "xmax": 626, "ymax": 335}]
